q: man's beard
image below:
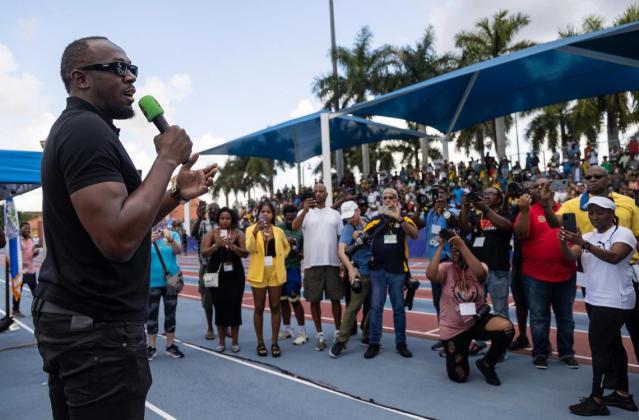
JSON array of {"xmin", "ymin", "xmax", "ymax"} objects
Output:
[{"xmin": 105, "ymin": 104, "xmax": 135, "ymax": 120}]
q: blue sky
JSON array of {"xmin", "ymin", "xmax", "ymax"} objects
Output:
[{"xmin": 0, "ymin": 0, "xmax": 633, "ymax": 209}]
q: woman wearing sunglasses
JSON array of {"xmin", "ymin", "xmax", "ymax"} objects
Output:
[
  {"xmin": 246, "ymin": 201, "xmax": 290, "ymax": 357},
  {"xmin": 560, "ymin": 196, "xmax": 638, "ymax": 416},
  {"xmin": 426, "ymin": 232, "xmax": 514, "ymax": 386}
]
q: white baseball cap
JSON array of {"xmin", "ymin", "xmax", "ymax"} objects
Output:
[
  {"xmin": 340, "ymin": 201, "xmax": 359, "ymax": 219},
  {"xmin": 586, "ymin": 196, "xmax": 616, "ymax": 211}
]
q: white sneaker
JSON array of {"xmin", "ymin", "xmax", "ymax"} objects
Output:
[
  {"xmin": 315, "ymin": 333, "xmax": 327, "ymax": 351},
  {"xmin": 279, "ymin": 329, "xmax": 292, "ymax": 340},
  {"xmin": 293, "ymin": 331, "xmax": 309, "ymax": 345}
]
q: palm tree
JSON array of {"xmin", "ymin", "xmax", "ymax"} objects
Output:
[
  {"xmin": 313, "ymin": 26, "xmax": 394, "ymax": 176},
  {"xmin": 453, "ymin": 10, "xmax": 535, "ymax": 157},
  {"xmin": 381, "ymin": 27, "xmax": 458, "ymax": 168},
  {"xmin": 524, "ymin": 103, "xmax": 574, "ymax": 152}
]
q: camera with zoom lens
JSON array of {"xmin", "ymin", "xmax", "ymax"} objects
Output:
[
  {"xmin": 351, "ymin": 273, "xmax": 363, "ymax": 293},
  {"xmin": 404, "ymin": 278, "xmax": 420, "ymax": 310}
]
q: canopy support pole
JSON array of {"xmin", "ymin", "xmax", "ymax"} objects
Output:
[
  {"xmin": 443, "ymin": 71, "xmax": 479, "ymax": 161},
  {"xmin": 558, "ymin": 46, "xmax": 639, "ymax": 68},
  {"xmin": 320, "ymin": 112, "xmax": 333, "ymax": 207},
  {"xmin": 418, "ymin": 124, "xmax": 429, "ymax": 169}
]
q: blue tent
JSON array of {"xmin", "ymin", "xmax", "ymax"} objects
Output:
[
  {"xmin": 0, "ymin": 150, "xmax": 42, "ymax": 201},
  {"xmin": 200, "ymin": 112, "xmax": 426, "ymax": 163},
  {"xmin": 343, "ymin": 21, "xmax": 639, "ymax": 134}
]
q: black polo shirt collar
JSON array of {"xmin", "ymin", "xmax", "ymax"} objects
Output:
[{"xmin": 66, "ymin": 96, "xmax": 120, "ymax": 135}]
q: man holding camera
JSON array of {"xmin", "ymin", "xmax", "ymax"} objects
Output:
[
  {"xmin": 460, "ymin": 188, "xmax": 513, "ymax": 320},
  {"xmin": 330, "ymin": 201, "xmax": 373, "ymax": 358},
  {"xmin": 514, "ymin": 178, "xmax": 578, "ymax": 369},
  {"xmin": 364, "ymin": 188, "xmax": 418, "ymax": 359},
  {"xmin": 292, "ymin": 182, "xmax": 343, "ymax": 351}
]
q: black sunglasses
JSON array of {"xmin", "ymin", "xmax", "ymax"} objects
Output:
[
  {"xmin": 584, "ymin": 175, "xmax": 605, "ymax": 180},
  {"xmin": 80, "ymin": 61, "xmax": 138, "ymax": 77}
]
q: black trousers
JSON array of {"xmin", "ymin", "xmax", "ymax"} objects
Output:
[
  {"xmin": 586, "ymin": 304, "xmax": 633, "ymax": 398},
  {"xmin": 32, "ymin": 311, "xmax": 152, "ymax": 420},
  {"xmin": 442, "ymin": 314, "xmax": 514, "ymax": 383},
  {"xmin": 13, "ymin": 272, "xmax": 37, "ymax": 311}
]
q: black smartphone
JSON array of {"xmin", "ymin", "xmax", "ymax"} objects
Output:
[
  {"xmin": 562, "ymin": 213, "xmax": 577, "ymax": 233},
  {"xmin": 439, "ymin": 228, "xmax": 452, "ymax": 242}
]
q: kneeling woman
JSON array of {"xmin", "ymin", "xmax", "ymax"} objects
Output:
[
  {"xmin": 246, "ymin": 201, "xmax": 290, "ymax": 357},
  {"xmin": 426, "ymin": 233, "xmax": 514, "ymax": 386},
  {"xmin": 560, "ymin": 197, "xmax": 638, "ymax": 416},
  {"xmin": 201, "ymin": 208, "xmax": 248, "ymax": 353}
]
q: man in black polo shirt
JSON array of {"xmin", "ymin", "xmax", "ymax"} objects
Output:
[
  {"xmin": 364, "ymin": 188, "xmax": 418, "ymax": 359},
  {"xmin": 33, "ymin": 36, "xmax": 217, "ymax": 420}
]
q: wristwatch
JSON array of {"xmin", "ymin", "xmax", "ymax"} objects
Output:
[{"xmin": 171, "ymin": 184, "xmax": 188, "ymax": 204}]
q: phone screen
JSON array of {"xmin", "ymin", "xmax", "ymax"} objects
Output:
[
  {"xmin": 549, "ymin": 179, "xmax": 568, "ymax": 192},
  {"xmin": 562, "ymin": 213, "xmax": 577, "ymax": 233}
]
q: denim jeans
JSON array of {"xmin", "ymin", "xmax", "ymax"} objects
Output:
[
  {"xmin": 522, "ymin": 274, "xmax": 576, "ymax": 359},
  {"xmin": 486, "ymin": 270, "xmax": 510, "ymax": 319},
  {"xmin": 369, "ymin": 270, "xmax": 406, "ymax": 345}
]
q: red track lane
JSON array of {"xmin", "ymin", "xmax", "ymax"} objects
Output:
[{"xmin": 178, "ymin": 283, "xmax": 638, "ymax": 373}]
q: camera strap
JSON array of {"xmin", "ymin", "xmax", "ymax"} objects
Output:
[{"xmin": 153, "ymin": 240, "xmax": 171, "ymax": 277}]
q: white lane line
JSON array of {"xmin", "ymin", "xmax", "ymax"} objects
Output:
[
  {"xmin": 145, "ymin": 401, "xmax": 177, "ymax": 420},
  {"xmin": 0, "ymin": 309, "xmax": 178, "ymax": 419},
  {"xmin": 171, "ymin": 337, "xmax": 430, "ymax": 420}
]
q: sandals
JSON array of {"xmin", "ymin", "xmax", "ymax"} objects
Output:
[
  {"xmin": 271, "ymin": 343, "xmax": 281, "ymax": 358},
  {"xmin": 214, "ymin": 345, "xmax": 226, "ymax": 353},
  {"xmin": 205, "ymin": 330, "xmax": 215, "ymax": 340},
  {"xmin": 231, "ymin": 344, "xmax": 240, "ymax": 353},
  {"xmin": 257, "ymin": 343, "xmax": 268, "ymax": 357}
]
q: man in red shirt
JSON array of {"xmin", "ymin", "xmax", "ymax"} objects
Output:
[{"xmin": 514, "ymin": 178, "xmax": 578, "ymax": 369}]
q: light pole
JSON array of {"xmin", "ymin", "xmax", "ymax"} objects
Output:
[{"xmin": 328, "ymin": 0, "xmax": 344, "ymax": 182}]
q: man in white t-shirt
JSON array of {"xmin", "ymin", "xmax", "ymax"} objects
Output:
[{"xmin": 293, "ymin": 182, "xmax": 344, "ymax": 351}]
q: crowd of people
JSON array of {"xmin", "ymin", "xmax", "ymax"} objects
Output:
[
  {"xmin": 150, "ymin": 141, "xmax": 639, "ymax": 417},
  {"xmin": 25, "ymin": 35, "xmax": 639, "ymax": 419}
]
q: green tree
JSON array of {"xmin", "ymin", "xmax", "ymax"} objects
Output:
[
  {"xmin": 453, "ymin": 10, "xmax": 535, "ymax": 156},
  {"xmin": 313, "ymin": 26, "xmax": 395, "ymax": 175},
  {"xmin": 524, "ymin": 103, "xmax": 574, "ymax": 152}
]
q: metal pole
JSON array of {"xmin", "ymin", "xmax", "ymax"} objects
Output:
[
  {"xmin": 320, "ymin": 112, "xmax": 333, "ymax": 207},
  {"xmin": 297, "ymin": 163, "xmax": 302, "ymax": 189},
  {"xmin": 328, "ymin": 0, "xmax": 344, "ymax": 182},
  {"xmin": 515, "ymin": 113, "xmax": 521, "ymax": 165}
]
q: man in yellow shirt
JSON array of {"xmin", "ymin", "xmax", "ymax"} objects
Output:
[{"xmin": 540, "ymin": 165, "xmax": 639, "ymax": 389}]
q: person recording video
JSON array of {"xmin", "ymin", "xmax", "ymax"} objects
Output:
[
  {"xmin": 363, "ymin": 188, "xmax": 418, "ymax": 359},
  {"xmin": 426, "ymin": 232, "xmax": 514, "ymax": 386}
]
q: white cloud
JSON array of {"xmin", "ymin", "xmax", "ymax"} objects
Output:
[{"xmin": 289, "ymin": 98, "xmax": 321, "ymax": 118}]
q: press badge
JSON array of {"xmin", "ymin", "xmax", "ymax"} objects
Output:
[
  {"xmin": 459, "ymin": 302, "xmax": 476, "ymax": 316},
  {"xmin": 384, "ymin": 234, "xmax": 398, "ymax": 244},
  {"xmin": 264, "ymin": 256, "xmax": 274, "ymax": 267},
  {"xmin": 431, "ymin": 225, "xmax": 441, "ymax": 234},
  {"xmin": 223, "ymin": 263, "xmax": 234, "ymax": 272},
  {"xmin": 203, "ymin": 273, "xmax": 219, "ymax": 288},
  {"xmin": 473, "ymin": 237, "xmax": 486, "ymax": 247}
]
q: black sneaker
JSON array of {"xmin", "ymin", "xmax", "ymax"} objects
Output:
[
  {"xmin": 329, "ymin": 341, "xmax": 345, "ymax": 359},
  {"xmin": 396, "ymin": 343, "xmax": 412, "ymax": 358},
  {"xmin": 361, "ymin": 337, "xmax": 370, "ymax": 345},
  {"xmin": 364, "ymin": 344, "xmax": 380, "ymax": 359},
  {"xmin": 561, "ymin": 356, "xmax": 580, "ymax": 369},
  {"xmin": 569, "ymin": 396, "xmax": 610, "ymax": 416},
  {"xmin": 509, "ymin": 335, "xmax": 530, "ymax": 351},
  {"xmin": 603, "ymin": 391, "xmax": 638, "ymax": 412},
  {"xmin": 430, "ymin": 340, "xmax": 444, "ymax": 350},
  {"xmin": 476, "ymin": 358, "xmax": 501, "ymax": 386},
  {"xmin": 165, "ymin": 344, "xmax": 185, "ymax": 359},
  {"xmin": 147, "ymin": 346, "xmax": 157, "ymax": 361},
  {"xmin": 533, "ymin": 356, "xmax": 548, "ymax": 369}
]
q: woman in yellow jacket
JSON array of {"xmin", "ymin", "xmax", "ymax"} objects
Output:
[{"xmin": 246, "ymin": 201, "xmax": 290, "ymax": 357}]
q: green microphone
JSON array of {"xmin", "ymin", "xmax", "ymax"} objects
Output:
[
  {"xmin": 138, "ymin": 95, "xmax": 169, "ymax": 133},
  {"xmin": 138, "ymin": 95, "xmax": 188, "ymax": 164}
]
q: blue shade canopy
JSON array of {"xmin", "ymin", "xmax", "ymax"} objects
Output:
[
  {"xmin": 0, "ymin": 150, "xmax": 42, "ymax": 200},
  {"xmin": 344, "ymin": 22, "xmax": 639, "ymax": 133},
  {"xmin": 199, "ymin": 113, "xmax": 425, "ymax": 163}
]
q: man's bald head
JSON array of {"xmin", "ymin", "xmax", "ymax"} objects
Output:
[
  {"xmin": 60, "ymin": 36, "xmax": 110, "ymax": 93},
  {"xmin": 585, "ymin": 165, "xmax": 608, "ymax": 177}
]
